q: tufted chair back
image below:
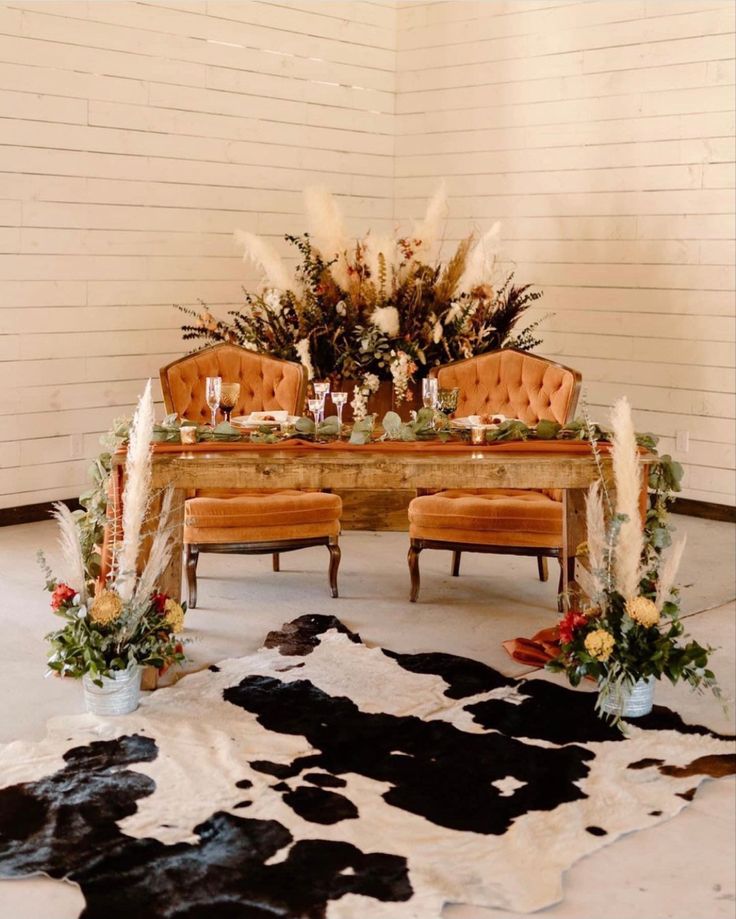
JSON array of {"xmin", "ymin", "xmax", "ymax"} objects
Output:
[
  {"xmin": 436, "ymin": 349, "xmax": 581, "ymax": 425},
  {"xmin": 160, "ymin": 344, "xmax": 307, "ymax": 422}
]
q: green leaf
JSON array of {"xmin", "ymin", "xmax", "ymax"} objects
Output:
[{"xmin": 535, "ymin": 419, "xmax": 561, "ymax": 440}]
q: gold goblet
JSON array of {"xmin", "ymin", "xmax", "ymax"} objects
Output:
[{"xmin": 218, "ymin": 382, "xmax": 241, "ymax": 423}]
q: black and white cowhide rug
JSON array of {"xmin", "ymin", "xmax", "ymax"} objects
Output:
[{"xmin": 0, "ymin": 615, "xmax": 734, "ymax": 918}]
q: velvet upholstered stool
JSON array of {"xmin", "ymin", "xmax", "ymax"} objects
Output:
[{"xmin": 160, "ymin": 344, "xmax": 342, "ymax": 606}]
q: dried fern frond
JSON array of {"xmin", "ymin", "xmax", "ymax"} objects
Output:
[{"xmin": 436, "ymin": 236, "xmax": 473, "ymax": 303}]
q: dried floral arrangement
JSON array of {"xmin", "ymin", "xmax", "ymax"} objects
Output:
[
  {"xmin": 40, "ymin": 382, "xmax": 186, "ymax": 684},
  {"xmin": 546, "ymin": 397, "xmax": 719, "ymax": 722},
  {"xmin": 178, "ymin": 185, "xmax": 543, "ymax": 418}
]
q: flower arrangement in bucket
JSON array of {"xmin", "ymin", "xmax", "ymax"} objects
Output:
[
  {"xmin": 547, "ymin": 397, "xmax": 720, "ymax": 723},
  {"xmin": 39, "ymin": 382, "xmax": 186, "ymax": 715},
  {"xmin": 178, "ymin": 185, "xmax": 543, "ymax": 419}
]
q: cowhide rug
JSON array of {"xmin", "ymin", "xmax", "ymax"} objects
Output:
[{"xmin": 0, "ymin": 615, "xmax": 733, "ymax": 919}]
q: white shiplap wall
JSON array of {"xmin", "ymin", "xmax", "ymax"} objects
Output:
[
  {"xmin": 2, "ymin": 0, "xmax": 734, "ymax": 508},
  {"xmin": 0, "ymin": 0, "xmax": 396, "ymax": 508},
  {"xmin": 396, "ymin": 0, "xmax": 736, "ymax": 506}
]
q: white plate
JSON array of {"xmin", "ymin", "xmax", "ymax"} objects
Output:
[
  {"xmin": 231, "ymin": 412, "xmax": 296, "ymax": 429},
  {"xmin": 451, "ymin": 414, "xmax": 509, "ymax": 429}
]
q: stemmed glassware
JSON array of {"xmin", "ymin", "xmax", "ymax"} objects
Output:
[
  {"xmin": 313, "ymin": 381, "xmax": 330, "ymax": 420},
  {"xmin": 307, "ymin": 397, "xmax": 323, "ymax": 427},
  {"xmin": 218, "ymin": 382, "xmax": 240, "ymax": 423},
  {"xmin": 437, "ymin": 387, "xmax": 460, "ymax": 416},
  {"xmin": 422, "ymin": 377, "xmax": 439, "ymax": 429},
  {"xmin": 331, "ymin": 391, "xmax": 347, "ymax": 436},
  {"xmin": 205, "ymin": 376, "xmax": 222, "ymax": 428}
]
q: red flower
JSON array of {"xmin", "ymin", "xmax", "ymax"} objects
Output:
[
  {"xmin": 50, "ymin": 583, "xmax": 76, "ymax": 610},
  {"xmin": 151, "ymin": 593, "xmax": 168, "ymax": 615},
  {"xmin": 559, "ymin": 610, "xmax": 589, "ymax": 645}
]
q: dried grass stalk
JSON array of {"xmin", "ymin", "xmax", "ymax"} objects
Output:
[
  {"xmin": 585, "ymin": 480, "xmax": 607, "ymax": 595},
  {"xmin": 116, "ymin": 380, "xmax": 154, "ymax": 602},
  {"xmin": 51, "ymin": 502, "xmax": 88, "ymax": 603},
  {"xmin": 610, "ymin": 396, "xmax": 644, "ymax": 600},
  {"xmin": 234, "ymin": 229, "xmax": 295, "ymax": 293},
  {"xmin": 656, "ymin": 535, "xmax": 687, "ymax": 610}
]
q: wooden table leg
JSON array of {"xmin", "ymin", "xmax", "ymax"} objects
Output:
[
  {"xmin": 562, "ymin": 488, "xmax": 587, "ymax": 610},
  {"xmin": 158, "ymin": 488, "xmax": 186, "ymax": 603}
]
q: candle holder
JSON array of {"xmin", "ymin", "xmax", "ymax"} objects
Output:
[{"xmin": 180, "ymin": 425, "xmax": 198, "ymax": 444}]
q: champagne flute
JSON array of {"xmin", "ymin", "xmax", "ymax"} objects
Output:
[
  {"xmin": 331, "ymin": 391, "xmax": 347, "ymax": 436},
  {"xmin": 205, "ymin": 376, "xmax": 222, "ymax": 428},
  {"xmin": 422, "ymin": 377, "xmax": 438, "ymax": 429},
  {"xmin": 313, "ymin": 380, "xmax": 330, "ymax": 419},
  {"xmin": 218, "ymin": 382, "xmax": 240, "ymax": 423},
  {"xmin": 422, "ymin": 377, "xmax": 438, "ymax": 410},
  {"xmin": 308, "ymin": 397, "xmax": 323, "ymax": 428}
]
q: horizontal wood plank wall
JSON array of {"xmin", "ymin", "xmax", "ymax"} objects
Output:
[
  {"xmin": 396, "ymin": 0, "xmax": 736, "ymax": 506},
  {"xmin": 0, "ymin": 0, "xmax": 396, "ymax": 508}
]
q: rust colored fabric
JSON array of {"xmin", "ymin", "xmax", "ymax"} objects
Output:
[
  {"xmin": 437, "ymin": 350, "xmax": 578, "ymax": 426},
  {"xmin": 418, "ymin": 351, "xmax": 581, "ymax": 548},
  {"xmin": 183, "ymin": 490, "xmax": 341, "ymax": 545},
  {"xmin": 145, "ymin": 439, "xmax": 610, "ymax": 456},
  {"xmin": 184, "ymin": 490, "xmax": 342, "ymax": 529},
  {"xmin": 502, "ymin": 627, "xmax": 561, "ymax": 667},
  {"xmin": 185, "ymin": 520, "xmax": 341, "ymax": 545},
  {"xmin": 160, "ymin": 344, "xmax": 305, "ymax": 423},
  {"xmin": 409, "ymin": 486, "xmax": 563, "ymax": 549}
]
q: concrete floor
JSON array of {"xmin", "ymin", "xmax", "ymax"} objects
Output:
[{"xmin": 0, "ymin": 514, "xmax": 734, "ymax": 919}]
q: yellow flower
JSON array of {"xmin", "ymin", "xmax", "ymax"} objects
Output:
[
  {"xmin": 626, "ymin": 596, "xmax": 660, "ymax": 628},
  {"xmin": 584, "ymin": 628, "xmax": 615, "ymax": 662},
  {"xmin": 90, "ymin": 589, "xmax": 123, "ymax": 625},
  {"xmin": 164, "ymin": 598, "xmax": 185, "ymax": 634}
]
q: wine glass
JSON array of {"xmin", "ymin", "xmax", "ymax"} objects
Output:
[
  {"xmin": 307, "ymin": 397, "xmax": 323, "ymax": 427},
  {"xmin": 205, "ymin": 376, "xmax": 222, "ymax": 428},
  {"xmin": 218, "ymin": 382, "xmax": 240, "ymax": 423},
  {"xmin": 331, "ymin": 391, "xmax": 347, "ymax": 435},
  {"xmin": 437, "ymin": 387, "xmax": 460, "ymax": 416}
]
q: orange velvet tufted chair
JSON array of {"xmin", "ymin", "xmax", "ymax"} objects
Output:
[
  {"xmin": 407, "ymin": 348, "xmax": 582, "ymax": 603},
  {"xmin": 160, "ymin": 344, "xmax": 342, "ymax": 606}
]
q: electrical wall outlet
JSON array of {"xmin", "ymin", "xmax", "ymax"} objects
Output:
[
  {"xmin": 70, "ymin": 434, "xmax": 85, "ymax": 458},
  {"xmin": 675, "ymin": 430, "xmax": 690, "ymax": 453}
]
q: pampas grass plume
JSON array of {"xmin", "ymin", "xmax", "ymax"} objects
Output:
[
  {"xmin": 458, "ymin": 222, "xmax": 502, "ymax": 293},
  {"xmin": 585, "ymin": 480, "xmax": 607, "ymax": 595},
  {"xmin": 303, "ymin": 186, "xmax": 350, "ymax": 289},
  {"xmin": 412, "ymin": 180, "xmax": 448, "ymax": 259},
  {"xmin": 116, "ymin": 380, "xmax": 155, "ymax": 602},
  {"xmin": 51, "ymin": 502, "xmax": 87, "ymax": 603},
  {"xmin": 234, "ymin": 229, "xmax": 295, "ymax": 293},
  {"xmin": 133, "ymin": 487, "xmax": 174, "ymax": 605},
  {"xmin": 611, "ymin": 396, "xmax": 645, "ymax": 600}
]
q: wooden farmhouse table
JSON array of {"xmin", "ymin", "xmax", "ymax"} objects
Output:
[{"xmin": 111, "ymin": 438, "xmax": 644, "ymax": 604}]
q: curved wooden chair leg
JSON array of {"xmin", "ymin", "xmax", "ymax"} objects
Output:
[
  {"xmin": 451, "ymin": 550, "xmax": 461, "ymax": 577},
  {"xmin": 408, "ymin": 540, "xmax": 422, "ymax": 602},
  {"xmin": 185, "ymin": 544, "xmax": 199, "ymax": 609},
  {"xmin": 272, "ymin": 552, "xmax": 280, "ymax": 572},
  {"xmin": 537, "ymin": 555, "xmax": 549, "ymax": 582},
  {"xmin": 327, "ymin": 538, "xmax": 340, "ymax": 598}
]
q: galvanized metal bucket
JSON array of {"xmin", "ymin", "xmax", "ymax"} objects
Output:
[
  {"xmin": 599, "ymin": 676, "xmax": 655, "ymax": 718},
  {"xmin": 82, "ymin": 663, "xmax": 142, "ymax": 716}
]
